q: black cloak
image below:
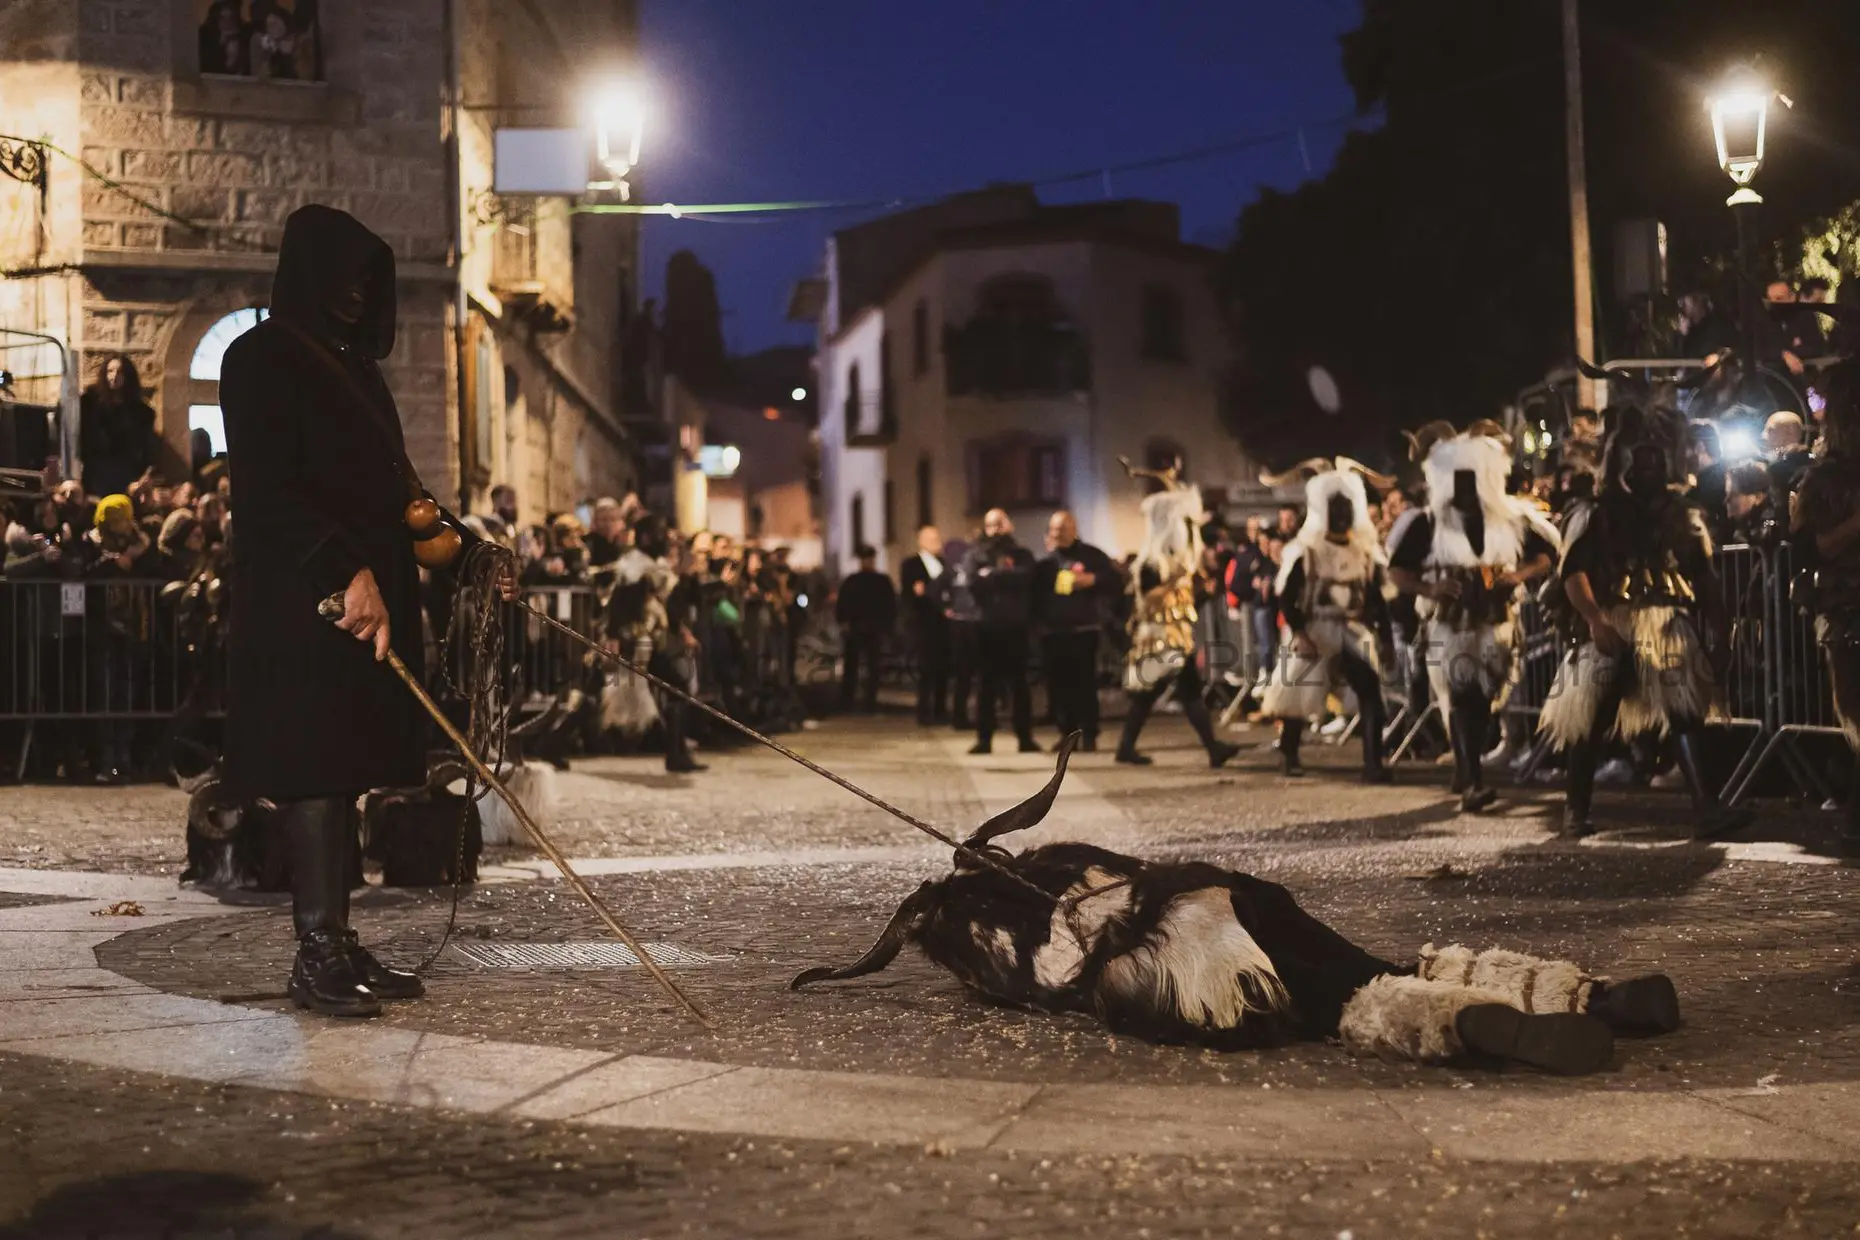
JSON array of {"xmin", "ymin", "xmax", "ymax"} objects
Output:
[{"xmin": 220, "ymin": 204, "xmax": 426, "ymax": 800}]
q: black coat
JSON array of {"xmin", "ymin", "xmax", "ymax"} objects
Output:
[
  {"xmin": 1033, "ymin": 539, "xmax": 1114, "ymax": 631},
  {"xmin": 963, "ymin": 534, "xmax": 1035, "ymax": 629},
  {"xmin": 220, "ymin": 204, "xmax": 425, "ymax": 801}
]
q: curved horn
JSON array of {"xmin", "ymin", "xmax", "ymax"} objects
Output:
[
  {"xmin": 963, "ymin": 731, "xmax": 1081, "ymax": 850},
  {"xmin": 1403, "ymin": 420, "xmax": 1456, "ymax": 462},
  {"xmin": 790, "ymin": 881, "xmax": 938, "ymax": 989},
  {"xmin": 1333, "ymin": 456, "xmax": 1399, "ymax": 492},
  {"xmin": 1464, "ymin": 418, "xmax": 1513, "ymax": 449},
  {"xmin": 1119, "ymin": 454, "xmax": 1180, "ymax": 489},
  {"xmin": 1258, "ymin": 457, "xmax": 1330, "ymax": 488}
]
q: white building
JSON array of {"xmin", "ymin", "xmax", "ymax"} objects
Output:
[{"xmin": 791, "ymin": 187, "xmax": 1262, "ymax": 575}]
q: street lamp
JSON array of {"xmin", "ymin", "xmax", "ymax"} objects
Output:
[
  {"xmin": 1709, "ymin": 74, "xmax": 1772, "ymax": 206},
  {"xmin": 587, "ymin": 81, "xmax": 645, "ymax": 196},
  {"xmin": 1707, "ymin": 69, "xmax": 1788, "ymax": 403}
]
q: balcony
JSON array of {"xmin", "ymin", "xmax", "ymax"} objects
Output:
[
  {"xmin": 844, "ymin": 384, "xmax": 897, "ymax": 447},
  {"xmin": 488, "ymin": 200, "xmax": 572, "ymax": 332},
  {"xmin": 944, "ymin": 318, "xmax": 1090, "ymax": 398}
]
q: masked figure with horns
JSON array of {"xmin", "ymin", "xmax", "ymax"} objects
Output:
[
  {"xmin": 1791, "ymin": 334, "xmax": 1860, "ymax": 856},
  {"xmin": 1537, "ymin": 395, "xmax": 1750, "ymax": 839},
  {"xmin": 1388, "ymin": 420, "xmax": 1559, "ymax": 813},
  {"xmin": 795, "ymin": 735, "xmax": 1684, "ymax": 1076},
  {"xmin": 1258, "ymin": 457, "xmax": 1396, "ymax": 781},
  {"xmin": 1112, "ymin": 457, "xmax": 1242, "ymax": 768}
]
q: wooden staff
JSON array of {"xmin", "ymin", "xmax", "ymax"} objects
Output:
[{"xmin": 318, "ymin": 592, "xmax": 713, "ymax": 1031}]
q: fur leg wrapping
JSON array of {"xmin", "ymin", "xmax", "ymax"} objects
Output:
[
  {"xmin": 1537, "ymin": 605, "xmax": 1709, "ymax": 750},
  {"xmin": 1338, "ymin": 974, "xmax": 1513, "ymax": 1064},
  {"xmin": 1259, "ymin": 617, "xmax": 1374, "ymax": 720},
  {"xmin": 1417, "ymin": 943, "xmax": 1594, "ymax": 1014},
  {"xmin": 1424, "ymin": 617, "xmax": 1514, "ymax": 720}
]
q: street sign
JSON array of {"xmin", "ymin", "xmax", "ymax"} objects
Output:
[{"xmin": 60, "ymin": 583, "xmax": 83, "ymax": 616}]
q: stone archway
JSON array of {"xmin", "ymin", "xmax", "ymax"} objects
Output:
[{"xmin": 156, "ymin": 290, "xmax": 270, "ymax": 478}]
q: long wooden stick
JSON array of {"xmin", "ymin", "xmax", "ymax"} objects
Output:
[{"xmin": 320, "ymin": 594, "xmax": 713, "ymax": 1030}]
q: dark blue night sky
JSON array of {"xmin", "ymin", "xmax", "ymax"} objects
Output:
[{"xmin": 638, "ymin": 0, "xmax": 1363, "ymax": 354}]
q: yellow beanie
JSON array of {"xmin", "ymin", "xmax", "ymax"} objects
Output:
[{"xmin": 94, "ymin": 493, "xmax": 134, "ymax": 529}]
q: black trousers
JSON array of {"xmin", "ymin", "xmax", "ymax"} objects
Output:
[
  {"xmin": 841, "ymin": 630, "xmax": 883, "ymax": 711},
  {"xmin": 913, "ymin": 614, "xmax": 950, "ymax": 723},
  {"xmin": 1043, "ymin": 629, "xmax": 1101, "ymax": 741},
  {"xmin": 949, "ymin": 621, "xmax": 979, "ymax": 725},
  {"xmin": 976, "ymin": 624, "xmax": 1032, "ymax": 743}
]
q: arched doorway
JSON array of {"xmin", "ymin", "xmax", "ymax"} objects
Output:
[{"xmin": 182, "ymin": 307, "xmax": 268, "ymax": 457}]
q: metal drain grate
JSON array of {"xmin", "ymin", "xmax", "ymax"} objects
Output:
[{"xmin": 449, "ymin": 941, "xmax": 731, "ymax": 970}]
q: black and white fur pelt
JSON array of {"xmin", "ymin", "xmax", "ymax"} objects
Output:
[
  {"xmin": 359, "ymin": 756, "xmax": 483, "ymax": 887},
  {"xmin": 178, "ymin": 763, "xmax": 280, "ymax": 890},
  {"xmin": 794, "ymin": 736, "xmax": 1305, "ymax": 1050},
  {"xmin": 794, "ymin": 735, "xmax": 1685, "ymax": 1072}
]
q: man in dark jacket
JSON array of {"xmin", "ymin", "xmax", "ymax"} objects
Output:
[
  {"xmin": 899, "ymin": 524, "xmax": 950, "ymax": 725},
  {"xmin": 221, "ymin": 204, "xmax": 432, "ymax": 1019},
  {"xmin": 964, "ymin": 508, "xmax": 1037, "ymax": 754},
  {"xmin": 835, "ymin": 544, "xmax": 896, "ymax": 712},
  {"xmin": 1034, "ymin": 510, "xmax": 1113, "ymax": 750}
]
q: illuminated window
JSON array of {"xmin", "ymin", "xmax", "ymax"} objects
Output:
[{"xmin": 187, "ymin": 306, "xmax": 268, "ymax": 454}]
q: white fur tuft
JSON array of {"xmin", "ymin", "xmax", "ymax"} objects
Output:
[
  {"xmin": 1032, "ymin": 867, "xmax": 1132, "ymax": 991},
  {"xmin": 455, "ymin": 760, "xmax": 558, "ymax": 847},
  {"xmin": 1096, "ymin": 887, "xmax": 1290, "ymax": 1031},
  {"xmin": 1537, "ymin": 604, "xmax": 1711, "ymax": 748}
]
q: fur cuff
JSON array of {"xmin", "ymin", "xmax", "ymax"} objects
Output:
[
  {"xmin": 1339, "ymin": 974, "xmax": 1511, "ymax": 1064},
  {"xmin": 1418, "ymin": 943, "xmax": 1594, "ymax": 1014}
]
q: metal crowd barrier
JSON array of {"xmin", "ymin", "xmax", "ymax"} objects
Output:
[
  {"xmin": 1408, "ymin": 540, "xmax": 1843, "ymax": 806},
  {"xmin": 2, "ymin": 579, "xmax": 213, "ymax": 721}
]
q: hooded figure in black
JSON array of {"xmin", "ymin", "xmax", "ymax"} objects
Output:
[{"xmin": 220, "ymin": 205, "xmax": 427, "ymax": 1017}]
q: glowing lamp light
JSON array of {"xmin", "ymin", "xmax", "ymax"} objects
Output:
[
  {"xmin": 1719, "ymin": 426, "xmax": 1759, "ymax": 460},
  {"xmin": 790, "ymin": 386, "xmax": 808, "ymax": 401},
  {"xmin": 586, "ymin": 80, "xmax": 645, "ymax": 183},
  {"xmin": 1707, "ymin": 71, "xmax": 1787, "ymax": 202}
]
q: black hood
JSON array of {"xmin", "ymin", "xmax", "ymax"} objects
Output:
[{"xmin": 270, "ymin": 204, "xmax": 397, "ymax": 359}]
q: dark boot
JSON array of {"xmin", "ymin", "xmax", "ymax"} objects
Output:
[
  {"xmin": 663, "ymin": 701, "xmax": 707, "ymax": 773},
  {"xmin": 1452, "ymin": 696, "xmax": 1496, "ymax": 813},
  {"xmin": 1586, "ymin": 974, "xmax": 1681, "ymax": 1035},
  {"xmin": 1673, "ymin": 729, "xmax": 1752, "ymax": 840},
  {"xmin": 289, "ymin": 929, "xmax": 382, "ymax": 1018},
  {"xmin": 1114, "ymin": 694, "xmax": 1155, "ymax": 766},
  {"xmin": 1017, "ymin": 734, "xmax": 1041, "ymax": 754},
  {"xmin": 1562, "ymin": 738, "xmax": 1598, "ymax": 838},
  {"xmin": 342, "ymin": 930, "xmax": 425, "ymax": 1001},
  {"xmin": 279, "ymin": 797, "xmax": 380, "ymax": 1017},
  {"xmin": 1182, "ymin": 693, "xmax": 1241, "ymax": 769},
  {"xmin": 1843, "ymin": 788, "xmax": 1860, "ymax": 859},
  {"xmin": 1278, "ymin": 719, "xmax": 1305, "ymax": 776},
  {"xmin": 1359, "ymin": 701, "xmax": 1392, "ymax": 785},
  {"xmin": 1454, "ymin": 1004, "xmax": 1614, "ymax": 1075}
]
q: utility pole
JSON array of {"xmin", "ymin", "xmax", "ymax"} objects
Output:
[{"xmin": 1562, "ymin": 0, "xmax": 1601, "ymax": 411}]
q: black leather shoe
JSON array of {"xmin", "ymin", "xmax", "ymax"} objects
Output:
[
  {"xmin": 288, "ymin": 929, "xmax": 381, "ymax": 1018},
  {"xmin": 1560, "ymin": 805, "xmax": 1594, "ymax": 839},
  {"xmin": 343, "ymin": 932, "xmax": 425, "ymax": 1001},
  {"xmin": 1114, "ymin": 749, "xmax": 1153, "ymax": 766},
  {"xmin": 1017, "ymin": 736, "xmax": 1041, "ymax": 754},
  {"xmin": 1455, "ymin": 1003, "xmax": 1613, "ymax": 1075},
  {"xmin": 1207, "ymin": 741, "xmax": 1242, "ymax": 770},
  {"xmin": 968, "ymin": 739, "xmax": 992, "ymax": 755},
  {"xmin": 1460, "ymin": 786, "xmax": 1498, "ymax": 814},
  {"xmin": 1586, "ymin": 974, "xmax": 1680, "ymax": 1035},
  {"xmin": 665, "ymin": 754, "xmax": 708, "ymax": 773}
]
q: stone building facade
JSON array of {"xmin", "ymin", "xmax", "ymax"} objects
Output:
[
  {"xmin": 0, "ymin": 0, "xmax": 641, "ymax": 522},
  {"xmin": 798, "ymin": 187, "xmax": 1262, "ymax": 575}
]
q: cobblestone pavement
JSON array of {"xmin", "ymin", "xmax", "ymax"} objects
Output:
[{"xmin": 6, "ymin": 715, "xmax": 1860, "ymax": 1237}]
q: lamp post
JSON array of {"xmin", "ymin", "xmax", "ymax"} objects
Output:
[{"xmin": 1707, "ymin": 71, "xmax": 1775, "ymax": 401}]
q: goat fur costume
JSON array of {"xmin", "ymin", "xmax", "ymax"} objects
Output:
[
  {"xmin": 1124, "ymin": 476, "xmax": 1206, "ymax": 693},
  {"xmin": 1258, "ymin": 459, "xmax": 1392, "ymax": 721},
  {"xmin": 794, "ymin": 736, "xmax": 1681, "ymax": 1074}
]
